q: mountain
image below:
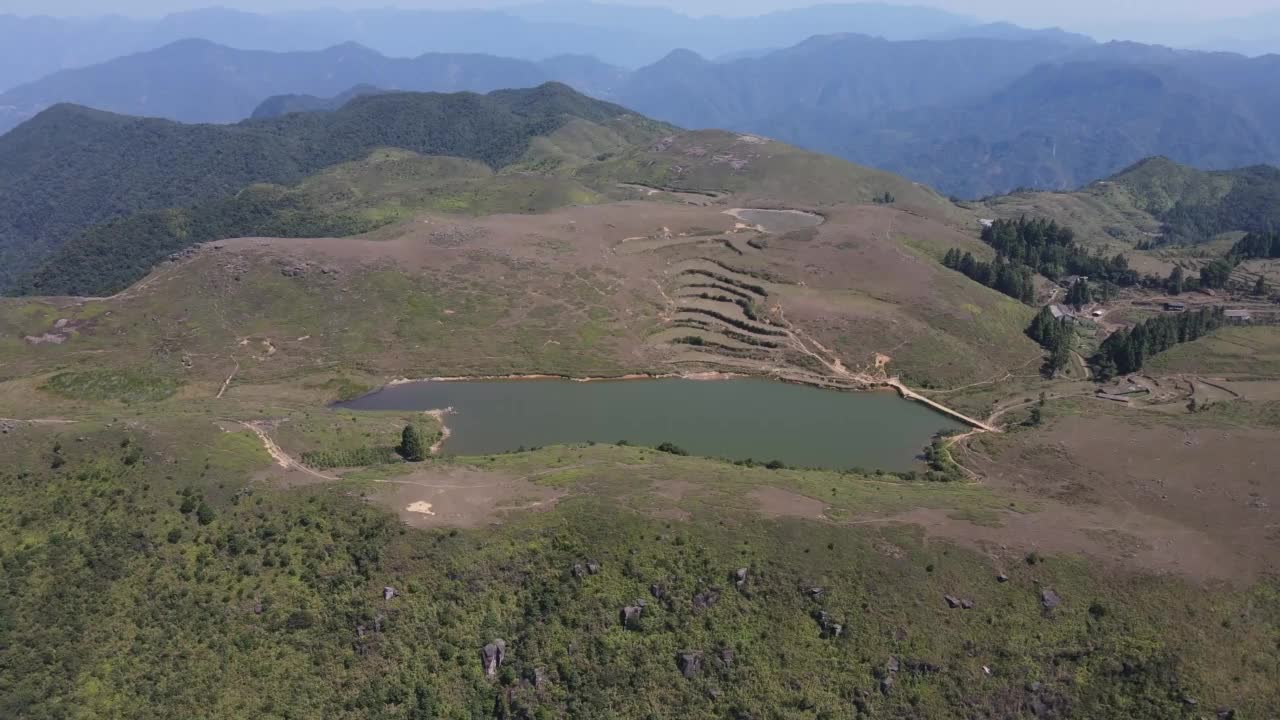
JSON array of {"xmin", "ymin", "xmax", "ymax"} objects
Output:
[
  {"xmin": 7, "ymin": 33, "xmax": 1279, "ymax": 200},
  {"xmin": 979, "ymin": 156, "xmax": 1280, "ymax": 251},
  {"xmin": 930, "ymin": 22, "xmax": 1094, "ymax": 46},
  {"xmin": 0, "ymin": 3, "xmax": 979, "ymax": 93},
  {"xmin": 0, "ymin": 40, "xmax": 570, "ymax": 133},
  {"xmin": 619, "ymin": 34, "xmax": 1081, "ymax": 136},
  {"xmin": 0, "ymin": 83, "xmax": 647, "ymax": 292},
  {"xmin": 834, "ymin": 60, "xmax": 1280, "ymax": 198},
  {"xmin": 249, "ymin": 85, "xmax": 389, "ymax": 120}
]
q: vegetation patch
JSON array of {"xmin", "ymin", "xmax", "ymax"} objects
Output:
[{"xmin": 41, "ymin": 368, "xmax": 180, "ymax": 403}]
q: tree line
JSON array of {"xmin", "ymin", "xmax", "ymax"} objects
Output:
[
  {"xmin": 981, "ymin": 217, "xmax": 1138, "ymax": 286},
  {"xmin": 1026, "ymin": 305, "xmax": 1074, "ymax": 376},
  {"xmin": 941, "ymin": 248, "xmax": 1035, "ymax": 303},
  {"xmin": 1091, "ymin": 307, "xmax": 1225, "ymax": 378},
  {"xmin": 1229, "ymin": 231, "xmax": 1280, "ymax": 260}
]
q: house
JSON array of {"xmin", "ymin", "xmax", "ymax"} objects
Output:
[
  {"xmin": 1163, "ymin": 302, "xmax": 1187, "ymax": 312},
  {"xmin": 1224, "ymin": 309, "xmax": 1253, "ymax": 323},
  {"xmin": 1049, "ymin": 304, "xmax": 1073, "ymax": 321},
  {"xmin": 1060, "ymin": 275, "xmax": 1089, "ymax": 288}
]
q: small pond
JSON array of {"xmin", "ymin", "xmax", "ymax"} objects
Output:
[
  {"xmin": 727, "ymin": 208, "xmax": 825, "ymax": 234},
  {"xmin": 337, "ymin": 378, "xmax": 964, "ymax": 471}
]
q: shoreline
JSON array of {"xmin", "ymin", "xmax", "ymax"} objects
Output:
[
  {"xmin": 387, "ymin": 370, "xmax": 745, "ymax": 386},
  {"xmin": 424, "ymin": 407, "xmax": 454, "ymax": 455},
  {"xmin": 370, "ymin": 368, "xmax": 992, "ymax": 432}
]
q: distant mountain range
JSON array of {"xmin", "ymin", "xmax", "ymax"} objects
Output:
[
  {"xmin": 0, "ymin": 2, "xmax": 982, "ymax": 92},
  {"xmin": 5, "ymin": 32, "xmax": 1277, "ymax": 199}
]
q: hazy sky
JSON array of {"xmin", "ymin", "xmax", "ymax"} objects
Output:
[{"xmin": 10, "ymin": 0, "xmax": 1280, "ymax": 27}]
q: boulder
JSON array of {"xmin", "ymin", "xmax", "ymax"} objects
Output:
[
  {"xmin": 693, "ymin": 589, "xmax": 721, "ymax": 611},
  {"xmin": 879, "ymin": 675, "xmax": 894, "ymax": 696},
  {"xmin": 961, "ymin": 598, "xmax": 976, "ymax": 610},
  {"xmin": 997, "ymin": 573, "xmax": 1009, "ymax": 583},
  {"xmin": 571, "ymin": 563, "xmax": 587, "ymax": 578},
  {"xmin": 529, "ymin": 667, "xmax": 549, "ymax": 691},
  {"xmin": 944, "ymin": 594, "xmax": 962, "ymax": 609},
  {"xmin": 482, "ymin": 639, "xmax": 507, "ymax": 679},
  {"xmin": 733, "ymin": 567, "xmax": 749, "ymax": 587},
  {"xmin": 587, "ymin": 561, "xmax": 601, "ymax": 575},
  {"xmin": 1041, "ymin": 588, "xmax": 1062, "ymax": 611},
  {"xmin": 383, "ymin": 586, "xmax": 398, "ymax": 601},
  {"xmin": 812, "ymin": 609, "xmax": 844, "ymax": 638},
  {"xmin": 677, "ymin": 651, "xmax": 703, "ymax": 679},
  {"xmin": 620, "ymin": 605, "xmax": 643, "ymax": 629},
  {"xmin": 885, "ymin": 655, "xmax": 900, "ymax": 674},
  {"xmin": 718, "ymin": 647, "xmax": 735, "ymax": 667},
  {"xmin": 806, "ymin": 586, "xmax": 825, "ymax": 600},
  {"xmin": 650, "ymin": 583, "xmax": 666, "ymax": 600}
]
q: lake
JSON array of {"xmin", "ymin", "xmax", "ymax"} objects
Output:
[{"xmin": 337, "ymin": 378, "xmax": 965, "ymax": 471}]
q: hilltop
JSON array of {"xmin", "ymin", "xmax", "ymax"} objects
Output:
[
  {"xmin": 979, "ymin": 156, "xmax": 1280, "ymax": 252},
  {"xmin": 0, "ymin": 83, "xmax": 650, "ymax": 292},
  {"xmin": 6, "ymin": 33, "xmax": 1280, "ymax": 199}
]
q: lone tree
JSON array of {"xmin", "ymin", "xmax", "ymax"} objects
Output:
[
  {"xmin": 1255, "ymin": 275, "xmax": 1268, "ymax": 297},
  {"xmin": 400, "ymin": 424, "xmax": 427, "ymax": 462}
]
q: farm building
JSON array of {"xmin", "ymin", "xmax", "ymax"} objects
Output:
[
  {"xmin": 1049, "ymin": 304, "xmax": 1074, "ymax": 321},
  {"xmin": 1163, "ymin": 302, "xmax": 1187, "ymax": 312},
  {"xmin": 1224, "ymin": 309, "xmax": 1253, "ymax": 323}
]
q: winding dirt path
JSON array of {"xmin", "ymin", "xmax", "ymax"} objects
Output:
[{"xmin": 240, "ymin": 421, "xmax": 337, "ymax": 481}]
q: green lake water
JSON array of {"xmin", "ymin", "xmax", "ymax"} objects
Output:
[{"xmin": 338, "ymin": 378, "xmax": 964, "ymax": 471}]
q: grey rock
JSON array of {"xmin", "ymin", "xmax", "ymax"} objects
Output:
[
  {"xmin": 621, "ymin": 605, "xmax": 643, "ymax": 629},
  {"xmin": 383, "ymin": 586, "xmax": 397, "ymax": 601},
  {"xmin": 571, "ymin": 563, "xmax": 586, "ymax": 578},
  {"xmin": 718, "ymin": 647, "xmax": 735, "ymax": 667},
  {"xmin": 997, "ymin": 573, "xmax": 1010, "ymax": 583},
  {"xmin": 879, "ymin": 675, "xmax": 894, "ymax": 696},
  {"xmin": 1041, "ymin": 588, "xmax": 1063, "ymax": 610},
  {"xmin": 677, "ymin": 651, "xmax": 703, "ymax": 679},
  {"xmin": 806, "ymin": 586, "xmax": 825, "ymax": 600},
  {"xmin": 587, "ymin": 561, "xmax": 601, "ymax": 575},
  {"xmin": 482, "ymin": 639, "xmax": 507, "ymax": 679},
  {"xmin": 944, "ymin": 594, "xmax": 962, "ymax": 609},
  {"xmin": 886, "ymin": 655, "xmax": 900, "ymax": 674},
  {"xmin": 961, "ymin": 598, "xmax": 976, "ymax": 610},
  {"xmin": 734, "ymin": 567, "xmax": 748, "ymax": 586},
  {"xmin": 650, "ymin": 583, "xmax": 666, "ymax": 600},
  {"xmin": 693, "ymin": 589, "xmax": 721, "ymax": 611}
]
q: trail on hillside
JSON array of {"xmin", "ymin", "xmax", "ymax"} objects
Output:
[{"xmin": 240, "ymin": 421, "xmax": 337, "ymax": 481}]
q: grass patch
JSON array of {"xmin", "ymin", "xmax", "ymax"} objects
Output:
[{"xmin": 41, "ymin": 368, "xmax": 181, "ymax": 403}]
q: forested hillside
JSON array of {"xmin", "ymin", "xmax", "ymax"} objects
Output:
[
  {"xmin": 1106, "ymin": 158, "xmax": 1280, "ymax": 242},
  {"xmin": 0, "ymin": 83, "xmax": 641, "ymax": 291}
]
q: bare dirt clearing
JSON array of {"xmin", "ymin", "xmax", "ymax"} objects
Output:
[
  {"xmin": 958, "ymin": 410, "xmax": 1278, "ymax": 582},
  {"xmin": 366, "ymin": 465, "xmax": 565, "ymax": 528}
]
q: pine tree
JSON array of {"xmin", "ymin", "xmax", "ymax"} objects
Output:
[
  {"xmin": 400, "ymin": 424, "xmax": 426, "ymax": 462},
  {"xmin": 1255, "ymin": 275, "xmax": 1268, "ymax": 297},
  {"xmin": 1167, "ymin": 266, "xmax": 1184, "ymax": 295}
]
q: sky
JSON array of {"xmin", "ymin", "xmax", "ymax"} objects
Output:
[{"xmin": 9, "ymin": 0, "xmax": 1280, "ymax": 27}]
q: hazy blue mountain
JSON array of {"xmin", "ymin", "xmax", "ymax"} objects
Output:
[
  {"xmin": 249, "ymin": 85, "xmax": 390, "ymax": 120},
  {"xmin": 0, "ymin": 40, "xmax": 576, "ymax": 133},
  {"xmin": 618, "ymin": 34, "xmax": 1078, "ymax": 132},
  {"xmin": 930, "ymin": 22, "xmax": 1094, "ymax": 46},
  {"xmin": 0, "ymin": 2, "xmax": 979, "ymax": 93},
  {"xmin": 829, "ymin": 61, "xmax": 1280, "ymax": 198}
]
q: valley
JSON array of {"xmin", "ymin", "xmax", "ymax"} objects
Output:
[{"xmin": 0, "ymin": 73, "xmax": 1277, "ymax": 719}]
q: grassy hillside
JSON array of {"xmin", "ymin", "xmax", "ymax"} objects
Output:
[
  {"xmin": 980, "ymin": 157, "xmax": 1280, "ymax": 256},
  {"xmin": 16, "ymin": 151, "xmax": 609, "ymax": 297},
  {"xmin": 579, "ymin": 129, "xmax": 964, "ymax": 221},
  {"xmin": 0, "ymin": 83, "xmax": 645, "ymax": 292}
]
